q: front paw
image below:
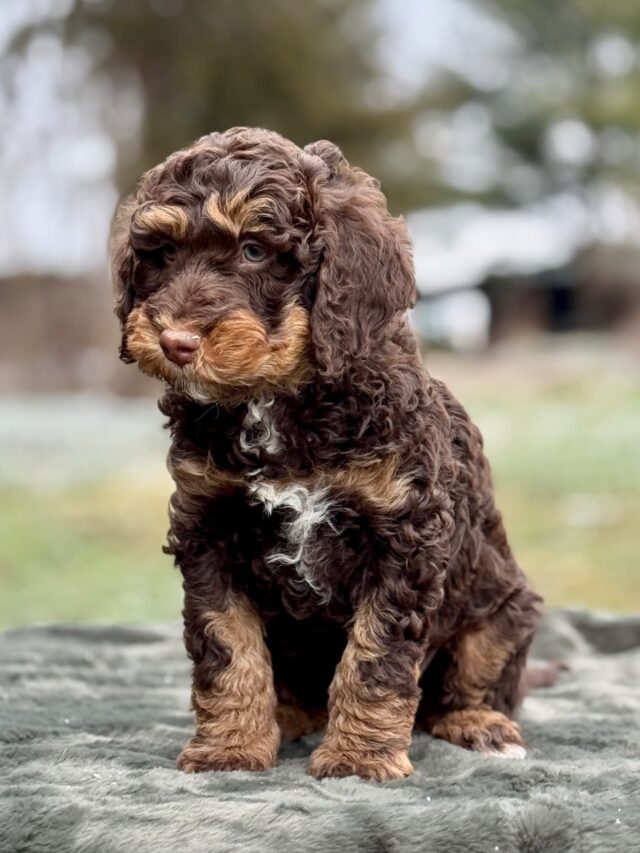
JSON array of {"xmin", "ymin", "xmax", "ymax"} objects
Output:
[
  {"xmin": 177, "ymin": 735, "xmax": 278, "ymax": 773},
  {"xmin": 308, "ymin": 742, "xmax": 413, "ymax": 782}
]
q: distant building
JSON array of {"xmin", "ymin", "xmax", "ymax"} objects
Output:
[{"xmin": 407, "ymin": 196, "xmax": 640, "ymax": 349}]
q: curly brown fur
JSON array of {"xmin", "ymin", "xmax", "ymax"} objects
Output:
[
  {"xmin": 110, "ymin": 127, "xmax": 542, "ymax": 780},
  {"xmin": 308, "ymin": 595, "xmax": 420, "ymax": 781},
  {"xmin": 178, "ymin": 591, "xmax": 280, "ymax": 773}
]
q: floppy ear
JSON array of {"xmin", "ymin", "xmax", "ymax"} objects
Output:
[
  {"xmin": 109, "ymin": 197, "xmax": 137, "ymax": 363},
  {"xmin": 304, "ymin": 141, "xmax": 416, "ymax": 380}
]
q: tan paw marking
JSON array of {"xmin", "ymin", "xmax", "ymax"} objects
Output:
[
  {"xmin": 308, "ymin": 744, "xmax": 413, "ymax": 782},
  {"xmin": 177, "ymin": 737, "xmax": 277, "ymax": 773},
  {"xmin": 428, "ymin": 708, "xmax": 526, "ymax": 757}
]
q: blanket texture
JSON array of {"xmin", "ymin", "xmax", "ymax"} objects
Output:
[{"xmin": 1, "ymin": 610, "xmax": 639, "ymax": 853}]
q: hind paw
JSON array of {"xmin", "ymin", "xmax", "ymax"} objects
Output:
[{"xmin": 427, "ymin": 708, "xmax": 527, "ymax": 758}]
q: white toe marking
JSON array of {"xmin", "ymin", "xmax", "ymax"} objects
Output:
[{"xmin": 485, "ymin": 743, "xmax": 527, "ymax": 760}]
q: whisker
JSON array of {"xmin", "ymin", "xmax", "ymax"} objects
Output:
[{"xmin": 195, "ymin": 402, "xmax": 220, "ymax": 422}]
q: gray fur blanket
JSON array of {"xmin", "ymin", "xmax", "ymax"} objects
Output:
[{"xmin": 1, "ymin": 609, "xmax": 639, "ymax": 853}]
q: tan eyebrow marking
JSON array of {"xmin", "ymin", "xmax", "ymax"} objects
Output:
[
  {"xmin": 133, "ymin": 204, "xmax": 190, "ymax": 239},
  {"xmin": 204, "ymin": 191, "xmax": 275, "ymax": 236}
]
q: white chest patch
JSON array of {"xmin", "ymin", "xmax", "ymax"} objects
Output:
[
  {"xmin": 240, "ymin": 399, "xmax": 333, "ymax": 602},
  {"xmin": 240, "ymin": 398, "xmax": 282, "ymax": 456}
]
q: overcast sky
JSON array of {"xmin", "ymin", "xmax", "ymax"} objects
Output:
[
  {"xmin": 0, "ymin": 0, "xmax": 519, "ymax": 278},
  {"xmin": 1, "ymin": 0, "xmax": 638, "ymax": 289}
]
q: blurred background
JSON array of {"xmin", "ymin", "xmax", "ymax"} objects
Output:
[{"xmin": 1, "ymin": 0, "xmax": 638, "ymax": 627}]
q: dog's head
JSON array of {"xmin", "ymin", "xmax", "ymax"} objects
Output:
[{"xmin": 110, "ymin": 127, "xmax": 415, "ymax": 404}]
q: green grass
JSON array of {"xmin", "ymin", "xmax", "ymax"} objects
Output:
[
  {"xmin": 1, "ymin": 347, "xmax": 638, "ymax": 626},
  {"xmin": 446, "ymin": 362, "xmax": 640, "ymax": 613},
  {"xmin": 0, "ymin": 479, "xmax": 181, "ymax": 626}
]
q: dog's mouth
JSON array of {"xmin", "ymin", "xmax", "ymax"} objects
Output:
[{"xmin": 125, "ymin": 305, "xmax": 313, "ymax": 402}]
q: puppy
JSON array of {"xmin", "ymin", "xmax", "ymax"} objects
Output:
[{"xmin": 110, "ymin": 127, "xmax": 542, "ymax": 781}]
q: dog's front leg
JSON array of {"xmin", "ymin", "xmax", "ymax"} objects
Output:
[
  {"xmin": 177, "ymin": 588, "xmax": 280, "ymax": 773},
  {"xmin": 308, "ymin": 591, "xmax": 427, "ymax": 782}
]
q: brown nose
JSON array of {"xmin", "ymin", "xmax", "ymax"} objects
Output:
[{"xmin": 159, "ymin": 329, "xmax": 201, "ymax": 366}]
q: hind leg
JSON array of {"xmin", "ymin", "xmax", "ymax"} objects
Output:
[
  {"xmin": 267, "ymin": 615, "xmax": 341, "ymax": 742},
  {"xmin": 276, "ymin": 698, "xmax": 328, "ymax": 741},
  {"xmin": 418, "ymin": 585, "xmax": 541, "ymax": 758}
]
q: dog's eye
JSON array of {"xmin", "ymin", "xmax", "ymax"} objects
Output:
[
  {"xmin": 242, "ymin": 242, "xmax": 268, "ymax": 263},
  {"xmin": 136, "ymin": 243, "xmax": 176, "ymax": 268}
]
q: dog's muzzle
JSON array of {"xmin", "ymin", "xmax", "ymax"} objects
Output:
[{"xmin": 159, "ymin": 329, "xmax": 202, "ymax": 366}]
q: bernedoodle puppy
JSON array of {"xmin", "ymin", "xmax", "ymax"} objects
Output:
[{"xmin": 110, "ymin": 127, "xmax": 542, "ymax": 781}]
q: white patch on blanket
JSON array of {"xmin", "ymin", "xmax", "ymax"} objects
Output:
[{"xmin": 241, "ymin": 399, "xmax": 333, "ymax": 602}]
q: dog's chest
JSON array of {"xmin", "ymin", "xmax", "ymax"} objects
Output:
[{"xmin": 239, "ymin": 399, "xmax": 333, "ymax": 601}]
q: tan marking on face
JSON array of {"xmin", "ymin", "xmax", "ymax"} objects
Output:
[
  {"xmin": 134, "ymin": 204, "xmax": 190, "ymax": 239},
  {"xmin": 178, "ymin": 592, "xmax": 280, "ymax": 772},
  {"xmin": 126, "ymin": 308, "xmax": 197, "ymax": 391},
  {"xmin": 204, "ymin": 191, "xmax": 274, "ymax": 235},
  {"xmin": 125, "ymin": 307, "xmax": 165, "ymax": 377},
  {"xmin": 125, "ymin": 304, "xmax": 312, "ymax": 403},
  {"xmin": 308, "ymin": 595, "xmax": 420, "ymax": 781},
  {"xmin": 197, "ymin": 304, "xmax": 312, "ymax": 388}
]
